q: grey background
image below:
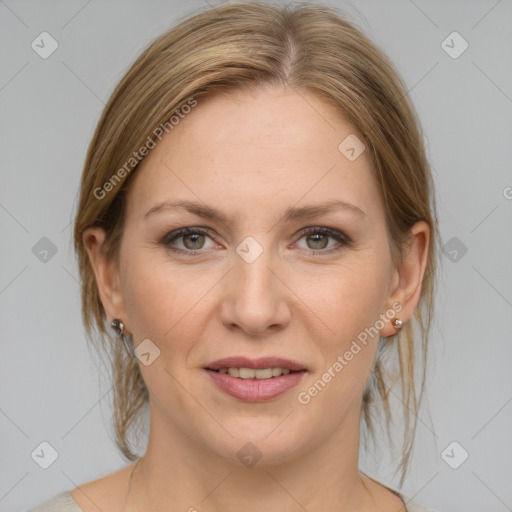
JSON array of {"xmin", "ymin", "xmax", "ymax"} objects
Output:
[{"xmin": 1, "ymin": 1, "xmax": 511, "ymax": 511}]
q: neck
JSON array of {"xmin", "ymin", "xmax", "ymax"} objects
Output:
[{"xmin": 125, "ymin": 397, "xmax": 379, "ymax": 511}]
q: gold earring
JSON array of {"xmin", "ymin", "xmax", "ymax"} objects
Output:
[{"xmin": 392, "ymin": 318, "xmax": 403, "ymax": 329}]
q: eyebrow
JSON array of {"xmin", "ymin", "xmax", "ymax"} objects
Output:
[{"xmin": 143, "ymin": 199, "xmax": 366, "ymax": 224}]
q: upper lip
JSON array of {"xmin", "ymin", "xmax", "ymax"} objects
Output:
[{"xmin": 206, "ymin": 356, "xmax": 307, "ymax": 372}]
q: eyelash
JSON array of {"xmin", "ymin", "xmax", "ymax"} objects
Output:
[{"xmin": 161, "ymin": 226, "xmax": 351, "ymax": 257}]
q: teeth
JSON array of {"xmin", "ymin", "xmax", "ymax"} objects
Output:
[
  {"xmin": 219, "ymin": 367, "xmax": 295, "ymax": 379},
  {"xmin": 227, "ymin": 368, "xmax": 240, "ymax": 377},
  {"xmin": 239, "ymin": 368, "xmax": 255, "ymax": 379},
  {"xmin": 255, "ymin": 368, "xmax": 273, "ymax": 379}
]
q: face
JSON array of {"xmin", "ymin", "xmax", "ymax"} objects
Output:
[{"xmin": 95, "ymin": 86, "xmax": 406, "ymax": 465}]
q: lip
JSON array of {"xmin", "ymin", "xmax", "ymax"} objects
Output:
[
  {"xmin": 205, "ymin": 356, "xmax": 307, "ymax": 372},
  {"xmin": 205, "ymin": 368, "xmax": 307, "ymax": 402},
  {"xmin": 204, "ymin": 356, "xmax": 308, "ymax": 402}
]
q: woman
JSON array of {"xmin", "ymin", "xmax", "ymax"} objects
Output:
[{"xmin": 30, "ymin": 2, "xmax": 440, "ymax": 511}]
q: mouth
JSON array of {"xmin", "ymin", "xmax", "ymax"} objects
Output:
[
  {"xmin": 204, "ymin": 356, "xmax": 307, "ymax": 402},
  {"xmin": 206, "ymin": 367, "xmax": 304, "ymax": 379}
]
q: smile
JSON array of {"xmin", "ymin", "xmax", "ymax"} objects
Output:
[
  {"xmin": 204, "ymin": 356, "xmax": 307, "ymax": 402},
  {"xmin": 215, "ymin": 367, "xmax": 295, "ymax": 379}
]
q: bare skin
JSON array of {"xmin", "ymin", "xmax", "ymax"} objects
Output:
[{"xmin": 80, "ymin": 85, "xmax": 429, "ymax": 511}]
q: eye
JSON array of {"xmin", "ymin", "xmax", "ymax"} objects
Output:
[
  {"xmin": 161, "ymin": 227, "xmax": 216, "ymax": 254},
  {"xmin": 294, "ymin": 227, "xmax": 350, "ymax": 255},
  {"xmin": 161, "ymin": 226, "xmax": 351, "ymax": 256}
]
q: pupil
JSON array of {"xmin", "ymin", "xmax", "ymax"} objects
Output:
[
  {"xmin": 309, "ymin": 233, "xmax": 327, "ymax": 249},
  {"xmin": 185, "ymin": 233, "xmax": 204, "ymax": 250}
]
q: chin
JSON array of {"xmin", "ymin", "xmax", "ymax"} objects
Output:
[{"xmin": 198, "ymin": 415, "xmax": 312, "ymax": 468}]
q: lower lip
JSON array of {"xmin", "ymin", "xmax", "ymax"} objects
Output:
[{"xmin": 205, "ymin": 369, "xmax": 306, "ymax": 402}]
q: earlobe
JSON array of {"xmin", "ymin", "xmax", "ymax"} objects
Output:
[
  {"xmin": 82, "ymin": 227, "xmax": 127, "ymax": 330},
  {"xmin": 380, "ymin": 221, "xmax": 430, "ymax": 337}
]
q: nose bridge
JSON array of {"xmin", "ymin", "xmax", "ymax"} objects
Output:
[
  {"xmin": 221, "ymin": 235, "xmax": 290, "ymax": 334},
  {"xmin": 236, "ymin": 244, "xmax": 275, "ymax": 300}
]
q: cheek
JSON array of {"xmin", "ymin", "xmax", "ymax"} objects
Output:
[
  {"xmin": 292, "ymin": 252, "xmax": 390, "ymax": 395},
  {"xmin": 121, "ymin": 248, "xmax": 222, "ymax": 357},
  {"xmin": 297, "ymin": 252, "xmax": 389, "ymax": 338},
  {"xmin": 294, "ymin": 275, "xmax": 383, "ymax": 418},
  {"xmin": 120, "ymin": 253, "xmax": 215, "ymax": 413}
]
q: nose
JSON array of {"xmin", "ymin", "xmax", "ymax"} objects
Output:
[{"xmin": 219, "ymin": 247, "xmax": 291, "ymax": 336}]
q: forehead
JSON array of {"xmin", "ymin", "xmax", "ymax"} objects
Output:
[{"xmin": 125, "ymin": 87, "xmax": 382, "ymax": 225}]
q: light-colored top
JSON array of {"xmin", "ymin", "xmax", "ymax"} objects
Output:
[{"xmin": 27, "ymin": 489, "xmax": 439, "ymax": 511}]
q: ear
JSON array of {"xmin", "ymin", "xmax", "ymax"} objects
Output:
[
  {"xmin": 82, "ymin": 226, "xmax": 130, "ymax": 333},
  {"xmin": 380, "ymin": 220, "xmax": 430, "ymax": 337}
]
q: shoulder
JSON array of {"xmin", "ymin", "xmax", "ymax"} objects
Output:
[
  {"xmin": 28, "ymin": 462, "xmax": 137, "ymax": 512},
  {"xmin": 361, "ymin": 473, "xmax": 440, "ymax": 512},
  {"xmin": 396, "ymin": 491, "xmax": 441, "ymax": 512},
  {"xmin": 27, "ymin": 491, "xmax": 83, "ymax": 512}
]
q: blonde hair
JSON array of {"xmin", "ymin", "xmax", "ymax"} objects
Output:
[{"xmin": 73, "ymin": 1, "xmax": 439, "ymax": 486}]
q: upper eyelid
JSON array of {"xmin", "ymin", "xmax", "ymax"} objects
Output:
[{"xmin": 163, "ymin": 226, "xmax": 349, "ymax": 249}]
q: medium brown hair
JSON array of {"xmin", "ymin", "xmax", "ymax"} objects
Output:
[{"xmin": 73, "ymin": 1, "xmax": 439, "ymax": 486}]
